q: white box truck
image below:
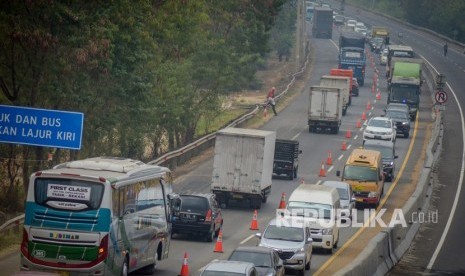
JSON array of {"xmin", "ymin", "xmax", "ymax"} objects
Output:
[
  {"xmin": 308, "ymin": 86, "xmax": 342, "ymax": 134},
  {"xmin": 211, "ymin": 127, "xmax": 276, "ymax": 209},
  {"xmin": 319, "ymin": 75, "xmax": 351, "ymax": 115}
]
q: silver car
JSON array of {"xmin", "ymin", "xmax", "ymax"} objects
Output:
[
  {"xmin": 200, "ymin": 260, "xmax": 259, "ymax": 276},
  {"xmin": 256, "ymin": 218, "xmax": 312, "ymax": 276},
  {"xmin": 322, "ymin": 180, "xmax": 355, "ymax": 219}
]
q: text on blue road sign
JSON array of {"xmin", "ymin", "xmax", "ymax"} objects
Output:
[{"xmin": 0, "ymin": 105, "xmax": 84, "ymax": 149}]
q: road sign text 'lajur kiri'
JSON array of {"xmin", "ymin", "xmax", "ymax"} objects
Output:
[{"xmin": 0, "ymin": 105, "xmax": 84, "ymax": 149}]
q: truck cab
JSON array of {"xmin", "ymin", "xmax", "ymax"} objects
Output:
[{"xmin": 388, "ymin": 76, "xmax": 421, "ymax": 120}]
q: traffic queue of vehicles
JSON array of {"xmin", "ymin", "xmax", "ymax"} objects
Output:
[{"xmin": 18, "ymin": 12, "xmax": 424, "ymax": 276}]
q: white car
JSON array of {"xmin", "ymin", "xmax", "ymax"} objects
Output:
[
  {"xmin": 380, "ymin": 52, "xmax": 388, "ymax": 65},
  {"xmin": 346, "ymin": 19, "xmax": 357, "ymax": 29},
  {"xmin": 363, "ymin": 117, "xmax": 396, "ymax": 142},
  {"xmin": 355, "ymin": 22, "xmax": 365, "ymax": 28}
]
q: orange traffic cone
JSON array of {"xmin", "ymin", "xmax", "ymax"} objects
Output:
[
  {"xmin": 356, "ymin": 119, "xmax": 362, "ymax": 128},
  {"xmin": 278, "ymin": 192, "xmax": 287, "ymax": 209},
  {"xmin": 362, "ymin": 111, "xmax": 367, "ymax": 121},
  {"xmin": 341, "ymin": 141, "xmax": 347, "ymax": 151},
  {"xmin": 326, "ymin": 151, "xmax": 333, "ymax": 165},
  {"xmin": 366, "ymin": 101, "xmax": 372, "ymax": 111},
  {"xmin": 345, "ymin": 129, "xmax": 352, "ymax": 138},
  {"xmin": 376, "ymin": 92, "xmax": 381, "ymax": 100},
  {"xmin": 300, "ymin": 177, "xmax": 304, "ymax": 184},
  {"xmin": 250, "ymin": 210, "xmax": 259, "ymax": 230},
  {"xmin": 263, "ymin": 107, "xmax": 268, "ymax": 118},
  {"xmin": 319, "ymin": 162, "xmax": 326, "ymax": 177},
  {"xmin": 214, "ymin": 229, "xmax": 224, "ymax": 253},
  {"xmin": 179, "ymin": 252, "xmax": 190, "ymax": 276}
]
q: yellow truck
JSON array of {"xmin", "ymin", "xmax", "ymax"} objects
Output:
[
  {"xmin": 372, "ymin": 26, "xmax": 390, "ymax": 44},
  {"xmin": 337, "ymin": 148, "xmax": 384, "ymax": 208}
]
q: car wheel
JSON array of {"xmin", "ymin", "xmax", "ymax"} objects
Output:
[
  {"xmin": 305, "ymin": 254, "xmax": 311, "ymax": 270},
  {"xmin": 333, "ymin": 232, "xmax": 339, "ymax": 249},
  {"xmin": 206, "ymin": 227, "xmax": 215, "ymax": 242},
  {"xmin": 404, "ymin": 132, "xmax": 409, "ymax": 138},
  {"xmin": 121, "ymin": 257, "xmax": 129, "ymax": 276}
]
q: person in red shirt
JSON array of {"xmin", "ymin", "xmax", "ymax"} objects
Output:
[{"xmin": 267, "ymin": 87, "xmax": 278, "ymax": 115}]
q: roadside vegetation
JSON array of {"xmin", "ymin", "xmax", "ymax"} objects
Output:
[
  {"xmin": 349, "ymin": 0, "xmax": 465, "ymax": 43},
  {"xmin": 0, "ymin": 0, "xmax": 297, "ymax": 214}
]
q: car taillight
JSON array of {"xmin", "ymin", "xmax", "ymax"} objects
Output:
[
  {"xmin": 20, "ymin": 228, "xmax": 29, "ymax": 257},
  {"xmin": 205, "ymin": 209, "xmax": 212, "ymax": 222},
  {"xmin": 96, "ymin": 235, "xmax": 109, "ymax": 262}
]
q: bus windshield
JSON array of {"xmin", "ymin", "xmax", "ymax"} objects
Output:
[{"xmin": 35, "ymin": 178, "xmax": 104, "ymax": 211}]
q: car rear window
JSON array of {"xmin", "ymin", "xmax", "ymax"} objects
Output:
[{"xmin": 180, "ymin": 196, "xmax": 209, "ymax": 213}]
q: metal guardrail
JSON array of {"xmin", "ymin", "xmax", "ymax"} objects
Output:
[{"xmin": 0, "ymin": 48, "xmax": 312, "ymax": 234}]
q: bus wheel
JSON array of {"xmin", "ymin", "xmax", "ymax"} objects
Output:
[{"xmin": 121, "ymin": 257, "xmax": 129, "ymax": 276}]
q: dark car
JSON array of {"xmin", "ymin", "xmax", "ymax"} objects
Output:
[
  {"xmin": 385, "ymin": 108, "xmax": 411, "ymax": 138},
  {"xmin": 370, "ymin": 37, "xmax": 384, "ymax": 53},
  {"xmin": 228, "ymin": 246, "xmax": 285, "ymax": 276},
  {"xmin": 171, "ymin": 193, "xmax": 223, "ymax": 242},
  {"xmin": 351, "ymin": 77, "xmax": 359, "ymax": 96},
  {"xmin": 362, "ymin": 139, "xmax": 398, "ymax": 182}
]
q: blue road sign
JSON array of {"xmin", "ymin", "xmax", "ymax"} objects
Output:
[{"xmin": 0, "ymin": 105, "xmax": 84, "ymax": 149}]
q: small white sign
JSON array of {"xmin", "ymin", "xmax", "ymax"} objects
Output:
[{"xmin": 47, "ymin": 184, "xmax": 91, "ymax": 201}]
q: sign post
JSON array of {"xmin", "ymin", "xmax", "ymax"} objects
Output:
[{"xmin": 0, "ymin": 105, "xmax": 84, "ymax": 150}]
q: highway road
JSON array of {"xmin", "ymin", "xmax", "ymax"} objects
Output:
[
  {"xmin": 149, "ymin": 19, "xmax": 431, "ymax": 275},
  {"xmin": 0, "ymin": 6, "xmax": 440, "ymax": 276},
  {"xmin": 331, "ymin": 2, "xmax": 465, "ymax": 275}
]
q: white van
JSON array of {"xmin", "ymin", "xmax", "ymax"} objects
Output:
[{"xmin": 287, "ymin": 184, "xmax": 341, "ymax": 253}]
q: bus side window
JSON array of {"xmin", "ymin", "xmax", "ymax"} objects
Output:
[{"xmin": 112, "ymin": 189, "xmax": 120, "ymax": 218}]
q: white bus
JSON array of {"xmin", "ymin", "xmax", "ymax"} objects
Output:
[{"xmin": 20, "ymin": 157, "xmax": 174, "ymax": 276}]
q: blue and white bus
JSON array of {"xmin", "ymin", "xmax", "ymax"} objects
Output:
[{"xmin": 20, "ymin": 157, "xmax": 174, "ymax": 276}]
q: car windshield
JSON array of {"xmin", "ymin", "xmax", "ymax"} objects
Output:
[
  {"xmin": 287, "ymin": 201, "xmax": 332, "ymax": 219},
  {"xmin": 363, "ymin": 145, "xmax": 393, "ymax": 159},
  {"xmin": 179, "ymin": 196, "xmax": 209, "ymax": 213},
  {"xmin": 386, "ymin": 110, "xmax": 408, "ymax": 120},
  {"xmin": 343, "ymin": 165, "xmax": 378, "ymax": 181},
  {"xmin": 336, "ymin": 188, "xmax": 349, "ymax": 200},
  {"xmin": 390, "ymin": 86, "xmax": 418, "ymax": 102},
  {"xmin": 264, "ymin": 225, "xmax": 304, "ymax": 242},
  {"xmin": 229, "ymin": 251, "xmax": 271, "ymax": 267},
  {"xmin": 368, "ymin": 119, "xmax": 391, "ymax": 128}
]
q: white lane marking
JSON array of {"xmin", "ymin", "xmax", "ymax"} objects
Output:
[
  {"xmin": 353, "ymin": 135, "xmax": 358, "ymax": 140},
  {"xmin": 338, "ymin": 154, "xmax": 344, "ymax": 160},
  {"xmin": 327, "ymin": 166, "xmax": 334, "ymax": 172},
  {"xmin": 347, "ymin": 144, "xmax": 352, "ymax": 150},
  {"xmin": 421, "ymin": 54, "xmax": 465, "ymax": 271},
  {"xmin": 316, "ymin": 180, "xmax": 322, "ymax": 185},
  {"xmin": 292, "ymin": 130, "xmax": 302, "ymax": 141},
  {"xmin": 240, "ymin": 234, "xmax": 256, "ymax": 245},
  {"xmin": 330, "ymin": 39, "xmax": 339, "ymax": 51}
]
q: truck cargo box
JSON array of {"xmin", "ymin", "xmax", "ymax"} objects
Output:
[{"xmin": 211, "ymin": 127, "xmax": 276, "ymax": 209}]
